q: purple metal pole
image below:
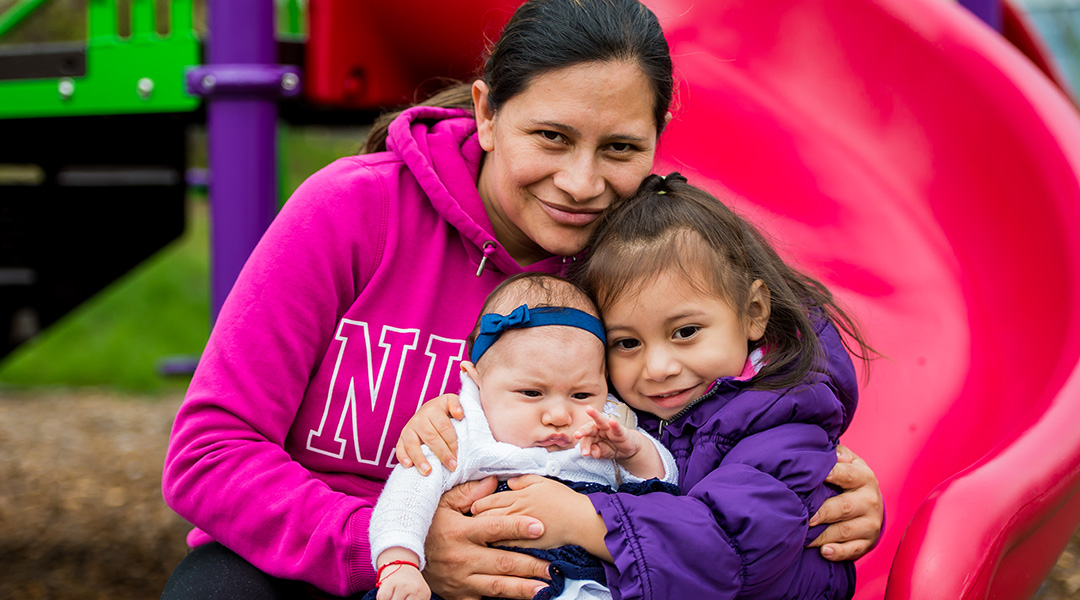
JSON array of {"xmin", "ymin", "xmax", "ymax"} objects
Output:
[
  {"xmin": 959, "ymin": 0, "xmax": 1003, "ymax": 32},
  {"xmin": 205, "ymin": 0, "xmax": 278, "ymax": 321}
]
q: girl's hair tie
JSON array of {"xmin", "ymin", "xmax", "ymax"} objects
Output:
[{"xmin": 642, "ymin": 172, "xmax": 688, "ymax": 195}]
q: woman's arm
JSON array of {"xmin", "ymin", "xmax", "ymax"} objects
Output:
[
  {"xmin": 807, "ymin": 445, "xmax": 884, "ymax": 560},
  {"xmin": 162, "ymin": 160, "xmax": 387, "ymax": 595}
]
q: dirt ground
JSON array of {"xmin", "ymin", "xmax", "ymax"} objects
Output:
[
  {"xmin": 0, "ymin": 391, "xmax": 190, "ymax": 600},
  {"xmin": 1, "ymin": 390, "xmax": 1078, "ymax": 599}
]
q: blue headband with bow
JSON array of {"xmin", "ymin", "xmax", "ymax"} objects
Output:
[{"xmin": 470, "ymin": 304, "xmax": 606, "ymax": 364}]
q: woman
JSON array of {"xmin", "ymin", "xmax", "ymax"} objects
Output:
[{"xmin": 161, "ymin": 1, "xmax": 882, "ymax": 598}]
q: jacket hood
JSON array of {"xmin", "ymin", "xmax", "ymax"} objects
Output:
[{"xmin": 386, "ymin": 106, "xmax": 568, "ymax": 277}]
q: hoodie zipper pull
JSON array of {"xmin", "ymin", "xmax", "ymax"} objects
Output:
[{"xmin": 476, "ymin": 241, "xmax": 496, "ymax": 277}]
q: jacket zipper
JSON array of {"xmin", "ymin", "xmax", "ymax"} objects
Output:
[
  {"xmin": 657, "ymin": 383, "xmax": 723, "ymax": 436},
  {"xmin": 659, "ymin": 402, "xmax": 696, "ymax": 437}
]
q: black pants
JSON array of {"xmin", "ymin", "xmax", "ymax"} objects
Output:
[{"xmin": 160, "ymin": 542, "xmax": 361, "ymax": 600}]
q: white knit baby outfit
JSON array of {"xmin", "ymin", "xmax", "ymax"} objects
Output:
[{"xmin": 369, "ymin": 371, "xmax": 678, "ymax": 579}]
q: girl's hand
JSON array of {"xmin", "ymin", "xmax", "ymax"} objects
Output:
[
  {"xmin": 424, "ymin": 477, "xmax": 550, "ymax": 600},
  {"xmin": 807, "ymin": 445, "xmax": 884, "ymax": 561},
  {"xmin": 574, "ymin": 406, "xmax": 642, "ymax": 461},
  {"xmin": 470, "ymin": 475, "xmax": 611, "ymax": 561},
  {"xmin": 377, "ymin": 565, "xmax": 430, "ymax": 600},
  {"xmin": 394, "ymin": 393, "xmax": 464, "ymax": 475}
]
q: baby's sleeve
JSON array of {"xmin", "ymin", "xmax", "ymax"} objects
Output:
[{"xmin": 368, "ymin": 448, "xmax": 455, "ymax": 570}]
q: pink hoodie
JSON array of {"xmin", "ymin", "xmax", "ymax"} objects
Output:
[{"xmin": 162, "ymin": 107, "xmax": 572, "ymax": 595}]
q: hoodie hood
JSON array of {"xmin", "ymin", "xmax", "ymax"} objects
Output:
[{"xmin": 387, "ymin": 105, "xmax": 570, "ymax": 277}]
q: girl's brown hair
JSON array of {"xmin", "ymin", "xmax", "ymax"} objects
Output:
[
  {"xmin": 361, "ymin": 0, "xmax": 673, "ymax": 155},
  {"xmin": 572, "ymin": 173, "xmax": 875, "ymax": 390}
]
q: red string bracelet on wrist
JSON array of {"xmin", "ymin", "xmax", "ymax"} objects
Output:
[{"xmin": 376, "ymin": 560, "xmax": 420, "ymax": 587}]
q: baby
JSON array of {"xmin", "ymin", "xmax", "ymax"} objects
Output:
[{"xmin": 368, "ymin": 273, "xmax": 678, "ymax": 600}]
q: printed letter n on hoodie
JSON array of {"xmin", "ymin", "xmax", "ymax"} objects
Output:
[{"xmin": 306, "ymin": 319, "xmax": 465, "ymax": 467}]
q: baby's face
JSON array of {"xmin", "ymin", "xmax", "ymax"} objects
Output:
[{"xmin": 471, "ymin": 326, "xmax": 607, "ymax": 452}]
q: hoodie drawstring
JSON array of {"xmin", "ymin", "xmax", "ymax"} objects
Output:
[{"xmin": 476, "ymin": 241, "xmax": 496, "ymax": 277}]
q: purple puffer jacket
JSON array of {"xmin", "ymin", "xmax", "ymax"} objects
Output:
[{"xmin": 589, "ymin": 316, "xmax": 859, "ymax": 600}]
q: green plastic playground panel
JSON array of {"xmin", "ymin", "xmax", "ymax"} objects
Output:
[
  {"xmin": 0, "ymin": 0, "xmax": 54, "ymax": 41},
  {"xmin": 0, "ymin": 0, "xmax": 200, "ymax": 118}
]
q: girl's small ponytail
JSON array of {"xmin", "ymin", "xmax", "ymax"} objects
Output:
[{"xmin": 641, "ymin": 172, "xmax": 688, "ymax": 196}]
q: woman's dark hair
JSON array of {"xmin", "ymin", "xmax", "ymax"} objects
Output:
[
  {"xmin": 572, "ymin": 174, "xmax": 876, "ymax": 390},
  {"xmin": 361, "ymin": 0, "xmax": 673, "ymax": 154}
]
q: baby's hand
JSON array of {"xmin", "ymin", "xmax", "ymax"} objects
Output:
[
  {"xmin": 574, "ymin": 406, "xmax": 643, "ymax": 461},
  {"xmin": 376, "ymin": 564, "xmax": 430, "ymax": 600},
  {"xmin": 394, "ymin": 393, "xmax": 464, "ymax": 476}
]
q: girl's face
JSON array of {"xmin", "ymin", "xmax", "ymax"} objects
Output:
[
  {"xmin": 603, "ymin": 270, "xmax": 769, "ymax": 421},
  {"xmin": 474, "ymin": 61, "xmax": 658, "ymax": 266},
  {"xmin": 465, "ymin": 327, "xmax": 608, "ymax": 452}
]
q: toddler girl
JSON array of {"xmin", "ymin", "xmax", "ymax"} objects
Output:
[
  {"xmin": 569, "ymin": 172, "xmax": 873, "ymax": 598},
  {"xmin": 369, "ymin": 273, "xmax": 677, "ymax": 600}
]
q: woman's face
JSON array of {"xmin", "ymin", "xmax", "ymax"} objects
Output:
[{"xmin": 474, "ymin": 61, "xmax": 658, "ymax": 265}]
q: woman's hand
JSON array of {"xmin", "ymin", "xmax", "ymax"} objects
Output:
[
  {"xmin": 807, "ymin": 445, "xmax": 884, "ymax": 561},
  {"xmin": 394, "ymin": 393, "xmax": 464, "ymax": 475},
  {"xmin": 424, "ymin": 477, "xmax": 551, "ymax": 600},
  {"xmin": 470, "ymin": 475, "xmax": 611, "ymax": 561}
]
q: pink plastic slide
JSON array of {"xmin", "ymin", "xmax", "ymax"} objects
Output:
[
  {"xmin": 647, "ymin": 0, "xmax": 1080, "ymax": 597},
  {"xmin": 307, "ymin": 0, "xmax": 1080, "ymax": 596}
]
